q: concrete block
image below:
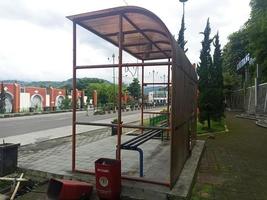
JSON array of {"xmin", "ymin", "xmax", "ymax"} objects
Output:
[{"xmin": 167, "ymin": 140, "xmax": 205, "ymax": 200}]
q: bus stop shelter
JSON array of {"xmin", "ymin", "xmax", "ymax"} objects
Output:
[{"xmin": 67, "ymin": 6, "xmax": 198, "ymax": 188}]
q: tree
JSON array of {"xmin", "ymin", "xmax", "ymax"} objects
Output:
[
  {"xmin": 247, "ymin": 0, "xmax": 267, "ymax": 82},
  {"xmin": 212, "ymin": 33, "xmax": 224, "ymax": 120},
  {"xmin": 197, "ymin": 19, "xmax": 213, "ymax": 128},
  {"xmin": 86, "ymin": 82, "xmax": 128, "ymax": 107},
  {"xmin": 177, "ymin": 14, "xmax": 188, "ymax": 52},
  {"xmin": 127, "ymin": 78, "xmax": 141, "ymax": 101},
  {"xmin": 0, "ymin": 82, "xmax": 6, "ymax": 114},
  {"xmin": 60, "ymin": 89, "xmax": 71, "ymax": 110},
  {"xmin": 222, "ymin": 28, "xmax": 249, "ymax": 88},
  {"xmin": 86, "ymin": 83, "xmax": 114, "ymax": 106}
]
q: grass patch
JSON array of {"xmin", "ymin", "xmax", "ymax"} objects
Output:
[
  {"xmin": 0, "ymin": 180, "xmax": 11, "ymax": 191},
  {"xmin": 197, "ymin": 118, "xmax": 225, "ymax": 134},
  {"xmin": 191, "ymin": 183, "xmax": 213, "ymax": 200}
]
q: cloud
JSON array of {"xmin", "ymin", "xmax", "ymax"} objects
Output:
[
  {"xmin": 0, "ymin": 0, "xmax": 251, "ymax": 83},
  {"xmin": 0, "ymin": 0, "xmax": 64, "ymax": 28}
]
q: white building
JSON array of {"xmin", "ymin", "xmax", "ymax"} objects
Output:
[{"xmin": 148, "ymin": 91, "xmax": 168, "ymax": 105}]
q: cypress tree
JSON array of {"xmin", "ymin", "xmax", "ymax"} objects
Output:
[
  {"xmin": 197, "ymin": 19, "xmax": 213, "ymax": 128},
  {"xmin": 212, "ymin": 32, "xmax": 224, "ymax": 120},
  {"xmin": 0, "ymin": 82, "xmax": 6, "ymax": 114},
  {"xmin": 177, "ymin": 14, "xmax": 188, "ymax": 52}
]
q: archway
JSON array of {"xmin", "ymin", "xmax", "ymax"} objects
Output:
[
  {"xmin": 55, "ymin": 95, "xmax": 65, "ymax": 110},
  {"xmin": 5, "ymin": 92, "xmax": 13, "ymax": 113},
  {"xmin": 31, "ymin": 94, "xmax": 43, "ymax": 111}
]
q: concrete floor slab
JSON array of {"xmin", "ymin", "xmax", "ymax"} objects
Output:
[
  {"xmin": 19, "ymin": 129, "xmax": 170, "ymax": 182},
  {"xmin": 18, "ymin": 128, "xmax": 205, "ymax": 199}
]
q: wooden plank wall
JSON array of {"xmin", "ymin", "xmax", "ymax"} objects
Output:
[{"xmin": 170, "ymin": 46, "xmax": 198, "ymax": 187}]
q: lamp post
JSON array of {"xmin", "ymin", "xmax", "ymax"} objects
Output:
[
  {"xmin": 179, "ymin": 0, "xmax": 188, "ymax": 16},
  {"xmin": 160, "ymin": 74, "xmax": 166, "ymax": 104},
  {"xmin": 149, "ymin": 70, "xmax": 158, "ymax": 106},
  {"xmin": 108, "ymin": 54, "xmax": 116, "ymax": 111}
]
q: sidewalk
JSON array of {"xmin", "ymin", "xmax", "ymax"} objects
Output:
[
  {"xmin": 191, "ymin": 112, "xmax": 267, "ymax": 200},
  {"xmin": 18, "ymin": 127, "xmax": 170, "ymax": 182},
  {"xmin": 17, "ymin": 127, "xmax": 205, "ymax": 200},
  {"xmin": 1, "ymin": 111, "xmax": 153, "ymax": 146},
  {"xmin": 0, "ymin": 109, "xmax": 74, "ymax": 118}
]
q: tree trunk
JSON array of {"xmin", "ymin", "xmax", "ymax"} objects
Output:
[{"xmin": 207, "ymin": 113, "xmax": 211, "ymax": 129}]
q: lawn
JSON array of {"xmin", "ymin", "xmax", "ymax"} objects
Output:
[{"xmin": 197, "ymin": 118, "xmax": 225, "ymax": 134}]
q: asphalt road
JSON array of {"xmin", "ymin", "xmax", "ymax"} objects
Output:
[{"xmin": 0, "ymin": 109, "xmax": 159, "ymax": 137}]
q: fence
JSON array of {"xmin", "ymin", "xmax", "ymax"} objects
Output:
[
  {"xmin": 149, "ymin": 114, "xmax": 167, "ymax": 126},
  {"xmin": 228, "ymin": 82, "xmax": 267, "ymax": 114}
]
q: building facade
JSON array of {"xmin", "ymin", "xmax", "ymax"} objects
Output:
[
  {"xmin": 148, "ymin": 90, "xmax": 168, "ymax": 105},
  {"xmin": 0, "ymin": 83, "xmax": 86, "ymax": 113}
]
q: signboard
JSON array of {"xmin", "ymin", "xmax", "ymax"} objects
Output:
[
  {"xmin": 236, "ymin": 53, "xmax": 255, "ymax": 71},
  {"xmin": 237, "ymin": 53, "xmax": 251, "ymax": 71}
]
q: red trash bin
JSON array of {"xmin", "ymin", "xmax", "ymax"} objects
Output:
[
  {"xmin": 47, "ymin": 178, "xmax": 93, "ymax": 200},
  {"xmin": 95, "ymin": 158, "xmax": 121, "ymax": 200}
]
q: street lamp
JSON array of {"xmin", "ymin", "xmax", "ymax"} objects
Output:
[
  {"xmin": 179, "ymin": 0, "xmax": 188, "ymax": 15},
  {"xmin": 160, "ymin": 75, "xmax": 167, "ymax": 105},
  {"xmin": 108, "ymin": 54, "xmax": 116, "ymax": 111},
  {"xmin": 149, "ymin": 70, "xmax": 158, "ymax": 106}
]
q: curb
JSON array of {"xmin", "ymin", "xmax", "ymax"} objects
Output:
[
  {"xmin": 0, "ymin": 109, "xmax": 84, "ymax": 119},
  {"xmin": 236, "ymin": 114, "xmax": 267, "ymax": 129},
  {"xmin": 197, "ymin": 124, "xmax": 229, "ymax": 137},
  {"xmin": 255, "ymin": 120, "xmax": 267, "ymax": 129}
]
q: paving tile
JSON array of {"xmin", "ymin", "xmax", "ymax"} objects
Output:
[
  {"xmin": 19, "ymin": 129, "xmax": 170, "ymax": 182},
  {"xmin": 191, "ymin": 112, "xmax": 267, "ymax": 200}
]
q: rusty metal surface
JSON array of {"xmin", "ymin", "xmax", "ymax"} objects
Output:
[
  {"xmin": 72, "ymin": 22, "xmax": 77, "ymax": 172},
  {"xmin": 141, "ymin": 62, "xmax": 144, "ymax": 134},
  {"xmin": 75, "ymin": 61, "xmax": 172, "ymax": 69},
  {"xmin": 116, "ymin": 14, "xmax": 123, "ymax": 160},
  {"xmin": 170, "ymin": 46, "xmax": 198, "ymax": 187},
  {"xmin": 67, "ymin": 6, "xmax": 172, "ymax": 61},
  {"xmin": 68, "ymin": 6, "xmax": 198, "ymax": 188}
]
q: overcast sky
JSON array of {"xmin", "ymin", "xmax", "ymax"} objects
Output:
[{"xmin": 0, "ymin": 0, "xmax": 251, "ymax": 83}]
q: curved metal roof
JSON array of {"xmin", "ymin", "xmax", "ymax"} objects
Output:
[
  {"xmin": 67, "ymin": 6, "xmax": 197, "ymax": 82},
  {"xmin": 67, "ymin": 6, "xmax": 175, "ymax": 60}
]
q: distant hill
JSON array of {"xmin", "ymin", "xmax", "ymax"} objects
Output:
[
  {"xmin": 2, "ymin": 78, "xmax": 110, "ymax": 90},
  {"xmin": 2, "ymin": 78, "xmax": 164, "ymax": 95}
]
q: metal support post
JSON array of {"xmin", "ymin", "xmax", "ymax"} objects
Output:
[
  {"xmin": 167, "ymin": 59, "xmax": 171, "ymax": 140},
  {"xmin": 72, "ymin": 22, "xmax": 77, "ymax": 172},
  {"xmin": 255, "ymin": 64, "xmax": 259, "ymax": 113},
  {"xmin": 116, "ymin": 14, "xmax": 123, "ymax": 160},
  {"xmin": 141, "ymin": 60, "xmax": 144, "ymax": 134},
  {"xmin": 113, "ymin": 53, "xmax": 116, "ymax": 111}
]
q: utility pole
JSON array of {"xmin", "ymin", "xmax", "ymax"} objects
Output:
[
  {"xmin": 149, "ymin": 70, "xmax": 158, "ymax": 106},
  {"xmin": 163, "ymin": 74, "xmax": 166, "ymax": 104},
  {"xmin": 152, "ymin": 70, "xmax": 155, "ymax": 106},
  {"xmin": 255, "ymin": 64, "xmax": 259, "ymax": 113},
  {"xmin": 153, "ymin": 70, "xmax": 155, "ymax": 104}
]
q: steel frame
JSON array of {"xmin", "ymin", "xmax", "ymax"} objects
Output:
[{"xmin": 71, "ymin": 13, "xmax": 173, "ymax": 187}]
